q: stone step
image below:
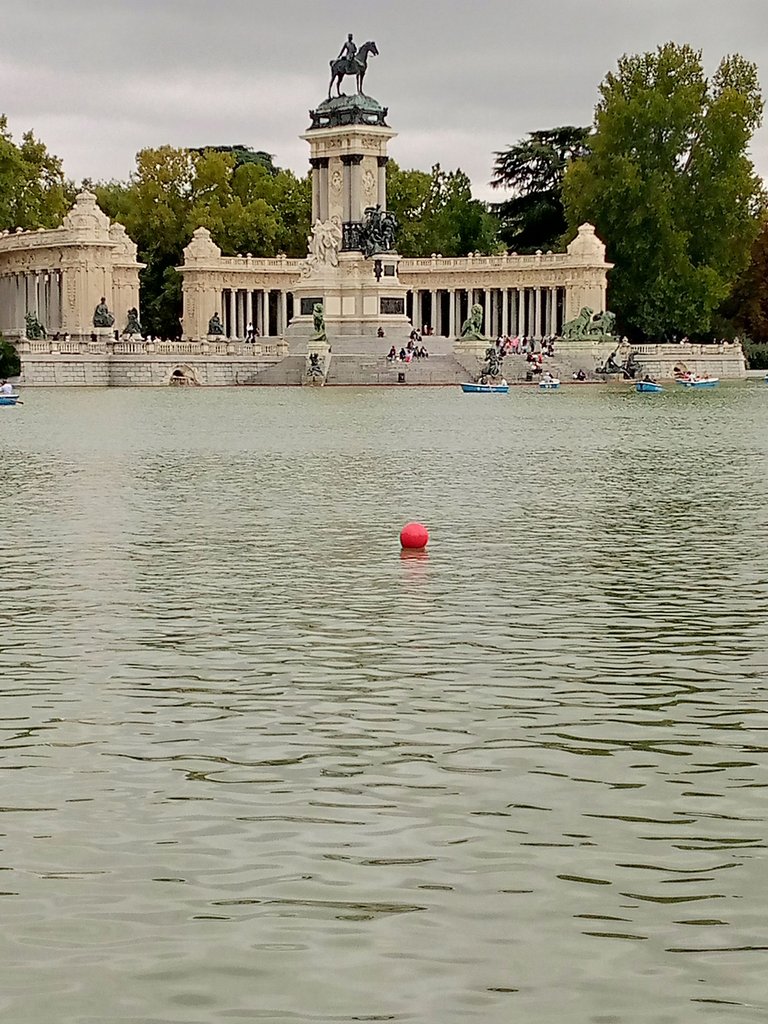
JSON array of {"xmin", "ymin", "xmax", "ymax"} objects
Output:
[{"xmin": 326, "ymin": 353, "xmax": 467, "ymax": 386}]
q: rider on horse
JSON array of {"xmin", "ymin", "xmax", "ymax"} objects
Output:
[{"xmin": 337, "ymin": 34, "xmax": 359, "ymax": 74}]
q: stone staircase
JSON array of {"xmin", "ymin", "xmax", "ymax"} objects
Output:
[
  {"xmin": 244, "ymin": 355, "xmax": 306, "ymax": 385},
  {"xmin": 326, "ymin": 353, "xmax": 467, "ymax": 386}
]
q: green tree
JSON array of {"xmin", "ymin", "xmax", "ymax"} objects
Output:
[
  {"xmin": 0, "ymin": 336, "xmax": 21, "ymax": 378},
  {"xmin": 563, "ymin": 43, "xmax": 765, "ymax": 338},
  {"xmin": 490, "ymin": 126, "xmax": 590, "ymax": 251},
  {"xmin": 0, "ymin": 114, "xmax": 73, "ymax": 230},
  {"xmin": 387, "ymin": 161, "xmax": 498, "ymax": 256},
  {"xmin": 93, "ymin": 146, "xmax": 311, "ymax": 337},
  {"xmin": 724, "ymin": 217, "xmax": 768, "ymax": 343}
]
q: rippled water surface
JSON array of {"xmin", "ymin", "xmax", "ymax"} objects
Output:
[{"xmin": 1, "ymin": 383, "xmax": 768, "ymax": 1023}]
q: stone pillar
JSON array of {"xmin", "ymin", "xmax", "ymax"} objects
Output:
[
  {"xmin": 412, "ymin": 289, "xmax": 419, "ymax": 328},
  {"xmin": 349, "ymin": 154, "xmax": 363, "ymax": 223},
  {"xmin": 228, "ymin": 289, "xmax": 236, "ymax": 339},
  {"xmin": 280, "ymin": 291, "xmax": 289, "ymax": 335},
  {"xmin": 259, "ymin": 291, "xmax": 267, "ymax": 337},
  {"xmin": 429, "ymin": 289, "xmax": 437, "ymax": 332},
  {"xmin": 246, "ymin": 290, "xmax": 253, "ymax": 335},
  {"xmin": 502, "ymin": 288, "xmax": 509, "ymax": 336},
  {"xmin": 341, "ymin": 159, "xmax": 351, "ymax": 222},
  {"xmin": 448, "ymin": 289, "xmax": 455, "ymax": 338},
  {"xmin": 310, "ymin": 159, "xmax": 321, "ymax": 222},
  {"xmin": 377, "ymin": 156, "xmax": 388, "ymax": 208}
]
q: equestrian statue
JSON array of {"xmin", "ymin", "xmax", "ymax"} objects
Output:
[{"xmin": 328, "ymin": 34, "xmax": 379, "ymax": 98}]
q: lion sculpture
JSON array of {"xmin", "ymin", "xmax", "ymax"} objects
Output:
[{"xmin": 460, "ymin": 303, "xmax": 485, "ymax": 341}]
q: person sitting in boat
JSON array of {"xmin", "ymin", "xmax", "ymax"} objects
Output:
[
  {"xmin": 642, "ymin": 374, "xmax": 656, "ymax": 384},
  {"xmin": 0, "ymin": 379, "xmax": 14, "ymax": 395},
  {"xmin": 542, "ymin": 371, "xmax": 554, "ymax": 383}
]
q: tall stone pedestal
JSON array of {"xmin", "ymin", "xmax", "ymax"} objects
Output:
[{"xmin": 289, "ymin": 92, "xmax": 409, "ymax": 346}]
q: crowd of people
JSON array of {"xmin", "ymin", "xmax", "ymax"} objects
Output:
[
  {"xmin": 492, "ymin": 334, "xmax": 558, "ymax": 358},
  {"xmin": 386, "ymin": 329, "xmax": 430, "ymax": 363}
]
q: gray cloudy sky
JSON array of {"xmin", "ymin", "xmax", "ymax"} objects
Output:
[{"xmin": 3, "ymin": 0, "xmax": 767, "ymax": 200}]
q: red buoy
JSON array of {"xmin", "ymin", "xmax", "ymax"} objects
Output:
[{"xmin": 400, "ymin": 522, "xmax": 429, "ymax": 550}]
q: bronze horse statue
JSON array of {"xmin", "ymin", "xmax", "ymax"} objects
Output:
[{"xmin": 328, "ymin": 41, "xmax": 379, "ymax": 99}]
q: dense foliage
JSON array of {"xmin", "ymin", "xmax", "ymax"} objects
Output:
[
  {"xmin": 387, "ymin": 161, "xmax": 499, "ymax": 257},
  {"xmin": 0, "ymin": 336, "xmax": 21, "ymax": 378},
  {"xmin": 723, "ymin": 218, "xmax": 768, "ymax": 344},
  {"xmin": 93, "ymin": 146, "xmax": 312, "ymax": 337},
  {"xmin": 563, "ymin": 43, "xmax": 765, "ymax": 339},
  {"xmin": 490, "ymin": 127, "xmax": 590, "ymax": 252},
  {"xmin": 0, "ymin": 114, "xmax": 74, "ymax": 230}
]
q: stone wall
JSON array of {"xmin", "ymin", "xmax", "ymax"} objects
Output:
[{"xmin": 17, "ymin": 354, "xmax": 290, "ymax": 387}]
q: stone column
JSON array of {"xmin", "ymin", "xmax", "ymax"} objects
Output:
[
  {"xmin": 448, "ymin": 289, "xmax": 455, "ymax": 338},
  {"xmin": 412, "ymin": 289, "xmax": 419, "ymax": 328},
  {"xmin": 280, "ymin": 291, "xmax": 289, "ymax": 335},
  {"xmin": 502, "ymin": 288, "xmax": 509, "ymax": 336},
  {"xmin": 349, "ymin": 154, "xmax": 363, "ymax": 224},
  {"xmin": 259, "ymin": 291, "xmax": 267, "ymax": 337},
  {"xmin": 246, "ymin": 290, "xmax": 253, "ymax": 335},
  {"xmin": 377, "ymin": 156, "xmax": 388, "ymax": 208},
  {"xmin": 341, "ymin": 159, "xmax": 351, "ymax": 222},
  {"xmin": 309, "ymin": 157, "xmax": 323, "ymax": 223},
  {"xmin": 429, "ymin": 290, "xmax": 437, "ymax": 333},
  {"xmin": 227, "ymin": 289, "xmax": 236, "ymax": 339}
]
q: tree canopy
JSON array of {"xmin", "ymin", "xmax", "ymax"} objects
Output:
[
  {"xmin": 0, "ymin": 336, "xmax": 21, "ymax": 378},
  {"xmin": 563, "ymin": 43, "xmax": 766, "ymax": 339},
  {"xmin": 387, "ymin": 161, "xmax": 499, "ymax": 257},
  {"xmin": 490, "ymin": 126, "xmax": 590, "ymax": 252},
  {"xmin": 0, "ymin": 114, "xmax": 73, "ymax": 230},
  {"xmin": 93, "ymin": 146, "xmax": 311, "ymax": 337},
  {"xmin": 724, "ymin": 216, "xmax": 768, "ymax": 343}
]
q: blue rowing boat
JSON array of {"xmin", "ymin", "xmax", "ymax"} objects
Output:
[
  {"xmin": 538, "ymin": 377, "xmax": 561, "ymax": 390},
  {"xmin": 635, "ymin": 381, "xmax": 663, "ymax": 393},
  {"xmin": 0, "ymin": 394, "xmax": 21, "ymax": 407},
  {"xmin": 461, "ymin": 382, "xmax": 509, "ymax": 394},
  {"xmin": 677, "ymin": 376, "xmax": 719, "ymax": 388}
]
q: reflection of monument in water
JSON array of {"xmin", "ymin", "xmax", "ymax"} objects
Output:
[{"xmin": 177, "ymin": 32, "xmax": 615, "ymax": 384}]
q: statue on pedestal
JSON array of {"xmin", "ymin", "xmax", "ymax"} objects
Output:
[
  {"xmin": 312, "ymin": 303, "xmax": 327, "ymax": 342},
  {"xmin": 207, "ymin": 312, "xmax": 224, "ymax": 336},
  {"xmin": 328, "ymin": 38, "xmax": 379, "ymax": 98},
  {"xmin": 24, "ymin": 311, "xmax": 46, "ymax": 339},
  {"xmin": 123, "ymin": 307, "xmax": 142, "ymax": 337},
  {"xmin": 307, "ymin": 216, "xmax": 343, "ymax": 269},
  {"xmin": 360, "ymin": 204, "xmax": 397, "ymax": 258},
  {"xmin": 562, "ymin": 306, "xmax": 617, "ymax": 339},
  {"xmin": 460, "ymin": 304, "xmax": 485, "ymax": 341},
  {"xmin": 480, "ymin": 345, "xmax": 503, "ymax": 382},
  {"xmin": 93, "ymin": 297, "xmax": 115, "ymax": 328}
]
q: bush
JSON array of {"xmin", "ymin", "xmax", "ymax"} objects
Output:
[{"xmin": 0, "ymin": 336, "xmax": 21, "ymax": 378}]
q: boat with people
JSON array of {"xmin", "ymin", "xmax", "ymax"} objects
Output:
[
  {"xmin": 0, "ymin": 394, "xmax": 21, "ymax": 406},
  {"xmin": 676, "ymin": 373, "xmax": 719, "ymax": 388},
  {"xmin": 636, "ymin": 377, "xmax": 663, "ymax": 393},
  {"xmin": 538, "ymin": 374, "xmax": 560, "ymax": 390},
  {"xmin": 461, "ymin": 381, "xmax": 509, "ymax": 394}
]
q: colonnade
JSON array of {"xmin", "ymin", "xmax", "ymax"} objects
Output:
[
  {"xmin": 219, "ymin": 288, "xmax": 294, "ymax": 339},
  {"xmin": 409, "ymin": 285, "xmax": 566, "ymax": 339},
  {"xmin": 0, "ymin": 270, "xmax": 65, "ymax": 336}
]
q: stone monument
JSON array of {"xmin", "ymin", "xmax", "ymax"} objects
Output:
[{"xmin": 289, "ymin": 34, "xmax": 409, "ymax": 340}]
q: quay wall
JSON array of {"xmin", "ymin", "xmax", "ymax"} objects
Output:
[
  {"xmin": 17, "ymin": 354, "xmax": 285, "ymax": 387},
  {"xmin": 11, "ymin": 340, "xmax": 748, "ymax": 387}
]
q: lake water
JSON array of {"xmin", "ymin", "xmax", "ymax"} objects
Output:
[{"xmin": 1, "ymin": 383, "xmax": 767, "ymax": 1024}]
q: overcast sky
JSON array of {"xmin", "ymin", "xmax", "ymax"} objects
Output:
[{"xmin": 2, "ymin": 0, "xmax": 767, "ymax": 201}]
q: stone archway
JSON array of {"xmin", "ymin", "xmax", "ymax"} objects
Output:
[{"xmin": 168, "ymin": 364, "xmax": 200, "ymax": 386}]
